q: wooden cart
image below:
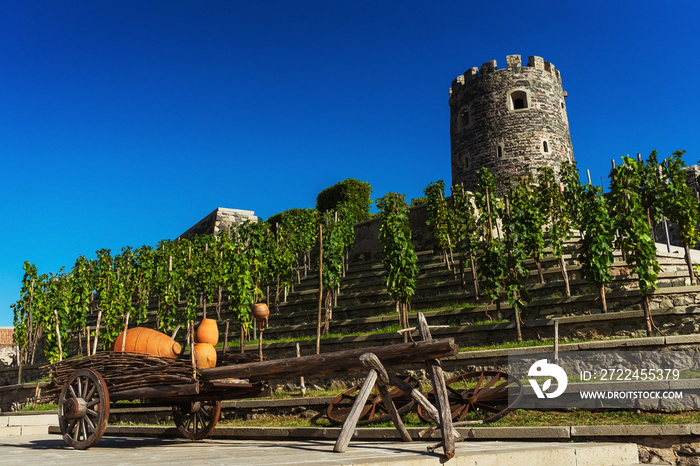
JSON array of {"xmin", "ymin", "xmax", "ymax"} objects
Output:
[{"xmin": 52, "ymin": 336, "xmax": 458, "ymax": 450}]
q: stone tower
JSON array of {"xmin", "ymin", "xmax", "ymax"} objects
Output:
[{"xmin": 449, "ymin": 55, "xmax": 574, "ymax": 193}]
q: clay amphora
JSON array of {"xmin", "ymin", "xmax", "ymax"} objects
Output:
[
  {"xmin": 194, "ymin": 342, "xmax": 217, "ymax": 368},
  {"xmin": 113, "ymin": 327, "xmax": 181, "ymax": 359},
  {"xmin": 252, "ymin": 303, "xmax": 270, "ymax": 323},
  {"xmin": 195, "ymin": 318, "xmax": 219, "ymax": 345}
]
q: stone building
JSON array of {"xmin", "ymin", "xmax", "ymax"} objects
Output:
[
  {"xmin": 450, "ymin": 55, "xmax": 574, "ymax": 193},
  {"xmin": 179, "ymin": 207, "xmax": 258, "ymax": 239}
]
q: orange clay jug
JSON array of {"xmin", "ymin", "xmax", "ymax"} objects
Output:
[
  {"xmin": 195, "ymin": 318, "xmax": 219, "ymax": 345},
  {"xmin": 194, "ymin": 342, "xmax": 217, "ymax": 368},
  {"xmin": 113, "ymin": 327, "xmax": 181, "ymax": 359}
]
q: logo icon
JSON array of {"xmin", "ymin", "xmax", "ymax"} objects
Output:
[{"xmin": 528, "ymin": 359, "xmax": 568, "ymax": 399}]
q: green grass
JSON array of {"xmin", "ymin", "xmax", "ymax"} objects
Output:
[
  {"xmin": 216, "ymin": 409, "xmax": 700, "ymax": 428},
  {"xmin": 487, "ymin": 409, "xmax": 700, "ymax": 427},
  {"xmin": 459, "ymin": 338, "xmax": 559, "ymax": 352},
  {"xmin": 19, "ymin": 403, "xmax": 57, "ymax": 412},
  {"xmin": 225, "ymin": 316, "xmax": 510, "ymax": 348}
]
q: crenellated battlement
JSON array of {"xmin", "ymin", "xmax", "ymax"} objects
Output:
[{"xmin": 450, "ymin": 55, "xmax": 562, "ymax": 97}]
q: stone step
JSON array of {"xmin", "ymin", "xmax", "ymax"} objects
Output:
[{"xmin": 0, "ymin": 412, "xmax": 56, "ymax": 436}]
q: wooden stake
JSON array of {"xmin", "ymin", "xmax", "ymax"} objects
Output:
[
  {"xmin": 121, "ymin": 311, "xmax": 130, "ymax": 352},
  {"xmin": 17, "ymin": 346, "xmax": 22, "ymax": 385},
  {"xmin": 553, "ymin": 320, "xmax": 559, "ymax": 363},
  {"xmin": 296, "ymin": 342, "xmax": 306, "ymax": 397},
  {"xmin": 360, "ymin": 353, "xmax": 412, "ymax": 442},
  {"xmin": 189, "ymin": 321, "xmax": 197, "ymax": 374},
  {"xmin": 470, "ymin": 253, "xmax": 480, "ymax": 301},
  {"xmin": 316, "ymin": 223, "xmax": 323, "ymax": 355},
  {"xmin": 86, "ymin": 326, "xmax": 91, "ymax": 357},
  {"xmin": 559, "ymin": 256, "xmax": 571, "ymax": 298},
  {"xmin": 258, "ymin": 329, "xmax": 264, "ymax": 362},
  {"xmin": 92, "ymin": 310, "xmax": 102, "ymax": 355},
  {"xmin": 223, "ymin": 321, "xmax": 229, "ymax": 354},
  {"xmin": 417, "ymin": 313, "xmax": 456, "ymax": 461},
  {"xmin": 333, "ymin": 369, "xmax": 378, "ymax": 453},
  {"xmin": 599, "ymin": 283, "xmax": 607, "ymax": 312},
  {"xmin": 643, "ymin": 295, "xmax": 653, "ymax": 336},
  {"xmin": 53, "ymin": 309, "xmax": 63, "ymax": 362},
  {"xmin": 485, "ymin": 187, "xmax": 494, "ymax": 240}
]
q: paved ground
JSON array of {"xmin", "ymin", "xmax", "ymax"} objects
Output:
[{"xmin": 0, "ymin": 433, "xmax": 639, "ymax": 465}]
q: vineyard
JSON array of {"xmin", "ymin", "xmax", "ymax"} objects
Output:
[{"xmin": 10, "ymin": 151, "xmax": 700, "ymax": 365}]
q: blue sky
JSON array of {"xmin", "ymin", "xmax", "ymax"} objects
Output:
[{"xmin": 1, "ymin": 1, "xmax": 698, "ymax": 327}]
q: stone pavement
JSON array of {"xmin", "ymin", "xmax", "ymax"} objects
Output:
[{"xmin": 0, "ymin": 434, "xmax": 639, "ymax": 465}]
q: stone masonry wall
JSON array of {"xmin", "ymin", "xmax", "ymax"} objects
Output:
[
  {"xmin": 179, "ymin": 207, "xmax": 258, "ymax": 239},
  {"xmin": 450, "ymin": 55, "xmax": 574, "ymax": 193}
]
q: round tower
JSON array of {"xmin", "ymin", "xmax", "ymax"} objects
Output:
[{"xmin": 449, "ymin": 55, "xmax": 574, "ymax": 193}]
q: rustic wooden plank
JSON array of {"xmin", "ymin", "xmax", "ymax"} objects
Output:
[
  {"xmin": 333, "ymin": 369, "xmax": 378, "ymax": 453},
  {"xmin": 199, "ymin": 338, "xmax": 457, "ymax": 383},
  {"xmin": 359, "ymin": 353, "xmax": 411, "ymax": 443},
  {"xmin": 417, "ymin": 313, "xmax": 456, "ymax": 463},
  {"xmin": 110, "ymin": 383, "xmax": 199, "ymax": 401}
]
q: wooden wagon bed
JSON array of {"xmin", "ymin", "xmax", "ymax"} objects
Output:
[{"xmin": 48, "ymin": 333, "xmax": 458, "ymax": 451}]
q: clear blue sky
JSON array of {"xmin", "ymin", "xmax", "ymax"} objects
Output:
[{"xmin": 1, "ymin": 1, "xmax": 698, "ymax": 327}]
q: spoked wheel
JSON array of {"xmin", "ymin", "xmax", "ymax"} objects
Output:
[
  {"xmin": 326, "ymin": 375, "xmax": 419, "ymax": 426},
  {"xmin": 172, "ymin": 399, "xmax": 221, "ymax": 440},
  {"xmin": 417, "ymin": 370, "xmax": 523, "ymax": 424},
  {"xmin": 58, "ymin": 368, "xmax": 110, "ymax": 450}
]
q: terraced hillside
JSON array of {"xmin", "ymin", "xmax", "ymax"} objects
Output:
[{"xmin": 253, "ymin": 235, "xmax": 700, "ymax": 360}]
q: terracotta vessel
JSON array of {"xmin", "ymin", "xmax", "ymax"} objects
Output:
[
  {"xmin": 113, "ymin": 327, "xmax": 181, "ymax": 359},
  {"xmin": 194, "ymin": 342, "xmax": 217, "ymax": 368},
  {"xmin": 195, "ymin": 318, "xmax": 219, "ymax": 345},
  {"xmin": 252, "ymin": 303, "xmax": 270, "ymax": 323}
]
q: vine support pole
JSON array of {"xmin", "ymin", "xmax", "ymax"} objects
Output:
[
  {"xmin": 642, "ymin": 295, "xmax": 653, "ymax": 336},
  {"xmin": 258, "ymin": 329, "xmax": 264, "ymax": 362},
  {"xmin": 53, "ymin": 309, "xmax": 63, "ymax": 362},
  {"xmin": 92, "ymin": 310, "xmax": 102, "ymax": 355},
  {"xmin": 599, "ymin": 283, "xmax": 607, "ymax": 312},
  {"xmin": 316, "ymin": 223, "xmax": 323, "ymax": 355},
  {"xmin": 470, "ymin": 252, "xmax": 480, "ymax": 301},
  {"xmin": 296, "ymin": 342, "xmax": 306, "ymax": 397},
  {"xmin": 553, "ymin": 319, "xmax": 559, "ymax": 362},
  {"xmin": 684, "ymin": 244, "xmax": 696, "ymax": 285},
  {"xmin": 223, "ymin": 321, "xmax": 229, "ymax": 354},
  {"xmin": 121, "ymin": 311, "xmax": 130, "ymax": 352}
]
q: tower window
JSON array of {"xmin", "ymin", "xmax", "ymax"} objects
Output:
[
  {"xmin": 543, "ymin": 140, "xmax": 549, "ymax": 153},
  {"xmin": 496, "ymin": 144, "xmax": 504, "ymax": 158},
  {"xmin": 508, "ymin": 90, "xmax": 529, "ymax": 111},
  {"xmin": 458, "ymin": 107, "xmax": 470, "ymax": 129}
]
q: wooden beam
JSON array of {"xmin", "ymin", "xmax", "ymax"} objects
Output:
[
  {"xmin": 110, "ymin": 383, "xmax": 199, "ymax": 402},
  {"xmin": 360, "ymin": 353, "xmax": 411, "ymax": 442},
  {"xmin": 333, "ymin": 370, "xmax": 378, "ymax": 453},
  {"xmin": 417, "ymin": 313, "xmax": 457, "ymax": 462},
  {"xmin": 199, "ymin": 338, "xmax": 457, "ymax": 383}
]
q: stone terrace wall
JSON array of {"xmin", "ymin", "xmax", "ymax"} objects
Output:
[{"xmin": 352, "ymin": 202, "xmax": 435, "ymax": 260}]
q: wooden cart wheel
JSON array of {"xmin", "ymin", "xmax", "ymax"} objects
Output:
[
  {"xmin": 172, "ymin": 399, "xmax": 221, "ymax": 440},
  {"xmin": 58, "ymin": 368, "xmax": 110, "ymax": 450},
  {"xmin": 417, "ymin": 370, "xmax": 523, "ymax": 424},
  {"xmin": 326, "ymin": 375, "xmax": 419, "ymax": 426}
]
